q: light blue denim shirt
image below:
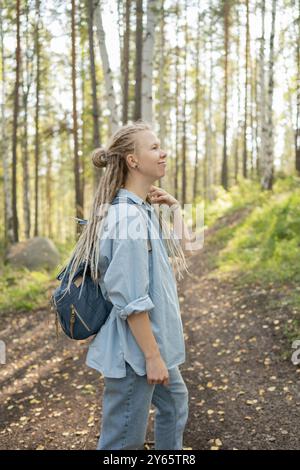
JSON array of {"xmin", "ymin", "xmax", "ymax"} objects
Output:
[{"xmin": 85, "ymin": 188, "xmax": 186, "ymax": 378}]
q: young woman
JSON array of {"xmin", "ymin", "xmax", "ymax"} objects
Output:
[{"xmin": 64, "ymin": 120, "xmax": 194, "ymax": 450}]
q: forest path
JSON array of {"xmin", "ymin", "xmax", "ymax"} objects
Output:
[{"xmin": 179, "ymin": 208, "xmax": 300, "ymax": 450}]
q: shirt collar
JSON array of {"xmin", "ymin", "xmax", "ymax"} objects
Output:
[{"xmin": 116, "ymin": 188, "xmax": 154, "ymax": 213}]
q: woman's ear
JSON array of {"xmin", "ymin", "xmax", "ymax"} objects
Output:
[{"xmin": 126, "ymin": 153, "xmax": 138, "ymax": 169}]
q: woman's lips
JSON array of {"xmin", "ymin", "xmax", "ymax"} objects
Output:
[{"xmin": 158, "ymin": 162, "xmax": 167, "ymax": 165}]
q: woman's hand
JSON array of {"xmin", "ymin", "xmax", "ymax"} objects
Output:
[
  {"xmin": 148, "ymin": 185, "xmax": 179, "ymax": 208},
  {"xmin": 148, "ymin": 184, "xmax": 195, "ymax": 257},
  {"xmin": 145, "ymin": 351, "xmax": 169, "ymax": 386}
]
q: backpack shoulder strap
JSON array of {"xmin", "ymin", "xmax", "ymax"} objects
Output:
[
  {"xmin": 112, "ymin": 197, "xmax": 152, "ymax": 252},
  {"xmin": 73, "ymin": 196, "xmax": 152, "ymax": 252},
  {"xmin": 73, "ymin": 196, "xmax": 135, "ymax": 225}
]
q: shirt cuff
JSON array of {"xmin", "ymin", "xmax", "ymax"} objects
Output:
[{"xmin": 118, "ymin": 295, "xmax": 155, "ymax": 320}]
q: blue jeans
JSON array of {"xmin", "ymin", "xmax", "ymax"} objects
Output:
[{"xmin": 97, "ymin": 361, "xmax": 189, "ymax": 450}]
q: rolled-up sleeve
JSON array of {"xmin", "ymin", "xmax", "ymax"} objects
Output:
[{"xmin": 103, "ymin": 217, "xmax": 154, "ymax": 321}]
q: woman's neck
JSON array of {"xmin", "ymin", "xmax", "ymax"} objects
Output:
[{"xmin": 123, "ymin": 182, "xmax": 151, "ymax": 202}]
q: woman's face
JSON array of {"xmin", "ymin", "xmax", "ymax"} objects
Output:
[{"xmin": 134, "ymin": 130, "xmax": 167, "ymax": 180}]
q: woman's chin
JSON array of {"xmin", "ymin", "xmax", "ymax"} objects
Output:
[{"xmin": 158, "ymin": 165, "xmax": 167, "ymax": 175}]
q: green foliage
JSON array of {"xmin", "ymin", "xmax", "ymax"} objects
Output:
[
  {"xmin": 0, "ymin": 265, "xmax": 53, "ymax": 314},
  {"xmin": 203, "ymin": 177, "xmax": 268, "ymax": 228},
  {"xmin": 204, "ymin": 175, "xmax": 300, "ymax": 345},
  {"xmin": 217, "ymin": 183, "xmax": 300, "ymax": 284},
  {"xmin": 0, "ymin": 236, "xmax": 78, "ymax": 314}
]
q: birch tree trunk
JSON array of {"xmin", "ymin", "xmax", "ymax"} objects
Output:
[
  {"xmin": 258, "ymin": 0, "xmax": 266, "ymax": 178},
  {"xmin": 221, "ymin": 0, "xmax": 229, "ymax": 190},
  {"xmin": 71, "ymin": 0, "xmax": 84, "ymax": 235},
  {"xmin": 174, "ymin": 0, "xmax": 180, "ymax": 202},
  {"xmin": 121, "ymin": 0, "xmax": 131, "ymax": 125},
  {"xmin": 193, "ymin": 0, "xmax": 201, "ymax": 201},
  {"xmin": 181, "ymin": 0, "xmax": 188, "ymax": 206},
  {"xmin": 134, "ymin": 0, "xmax": 143, "ymax": 120},
  {"xmin": 242, "ymin": 0, "xmax": 250, "ymax": 179},
  {"xmin": 34, "ymin": 0, "xmax": 41, "ymax": 237},
  {"xmin": 21, "ymin": 0, "xmax": 32, "ymax": 239},
  {"xmin": 157, "ymin": 0, "xmax": 166, "ymax": 189},
  {"xmin": 141, "ymin": 0, "xmax": 158, "ymax": 123},
  {"xmin": 0, "ymin": 5, "xmax": 14, "ymax": 246},
  {"xmin": 233, "ymin": 3, "xmax": 241, "ymax": 183},
  {"xmin": 204, "ymin": 0, "xmax": 214, "ymax": 201},
  {"xmin": 12, "ymin": 0, "xmax": 21, "ymax": 242},
  {"xmin": 261, "ymin": 0, "xmax": 276, "ymax": 190},
  {"xmin": 93, "ymin": 0, "xmax": 119, "ymax": 133}
]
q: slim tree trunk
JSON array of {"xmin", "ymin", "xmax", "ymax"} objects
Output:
[
  {"xmin": 193, "ymin": 1, "xmax": 201, "ymax": 201},
  {"xmin": 157, "ymin": 0, "xmax": 165, "ymax": 189},
  {"xmin": 181, "ymin": 0, "xmax": 188, "ymax": 206},
  {"xmin": 21, "ymin": 0, "xmax": 32, "ymax": 239},
  {"xmin": 261, "ymin": 0, "xmax": 276, "ymax": 190},
  {"xmin": 34, "ymin": 0, "xmax": 41, "ymax": 236},
  {"xmin": 94, "ymin": 0, "xmax": 119, "ymax": 132},
  {"xmin": 0, "ymin": 5, "xmax": 14, "ymax": 245},
  {"xmin": 71, "ymin": 0, "xmax": 84, "ymax": 234},
  {"xmin": 174, "ymin": 1, "xmax": 180, "ymax": 202},
  {"xmin": 80, "ymin": 12, "xmax": 86, "ymax": 210},
  {"xmin": 221, "ymin": 0, "xmax": 229, "ymax": 190},
  {"xmin": 204, "ymin": 0, "xmax": 214, "ymax": 201},
  {"xmin": 242, "ymin": 0, "xmax": 250, "ymax": 178},
  {"xmin": 87, "ymin": 0, "xmax": 102, "ymax": 191},
  {"xmin": 142, "ymin": 0, "xmax": 158, "ymax": 123},
  {"xmin": 134, "ymin": 0, "xmax": 143, "ymax": 120},
  {"xmin": 234, "ymin": 3, "xmax": 241, "ymax": 183},
  {"xmin": 295, "ymin": 0, "xmax": 300, "ymax": 174},
  {"xmin": 122, "ymin": 0, "xmax": 131, "ymax": 124},
  {"xmin": 12, "ymin": 0, "xmax": 21, "ymax": 242},
  {"xmin": 258, "ymin": 0, "xmax": 266, "ymax": 178},
  {"xmin": 46, "ymin": 147, "xmax": 53, "ymax": 239}
]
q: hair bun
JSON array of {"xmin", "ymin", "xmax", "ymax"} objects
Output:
[{"xmin": 91, "ymin": 148, "xmax": 108, "ymax": 168}]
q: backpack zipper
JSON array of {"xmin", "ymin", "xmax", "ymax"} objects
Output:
[{"xmin": 70, "ymin": 304, "xmax": 91, "ymax": 336}]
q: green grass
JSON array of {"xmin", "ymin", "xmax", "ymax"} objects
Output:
[
  {"xmin": 216, "ymin": 183, "xmax": 300, "ymax": 284},
  {"xmin": 203, "ymin": 175, "xmax": 300, "ymax": 346},
  {"xmin": 201, "ymin": 177, "xmax": 270, "ymax": 228},
  {"xmin": 0, "ymin": 238, "xmax": 75, "ymax": 314},
  {"xmin": 0, "ymin": 265, "xmax": 53, "ymax": 313}
]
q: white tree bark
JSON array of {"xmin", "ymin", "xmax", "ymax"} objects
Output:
[
  {"xmin": 261, "ymin": 0, "xmax": 276, "ymax": 190},
  {"xmin": 142, "ymin": 0, "xmax": 158, "ymax": 124},
  {"xmin": 0, "ymin": 7, "xmax": 14, "ymax": 245},
  {"xmin": 93, "ymin": 0, "xmax": 119, "ymax": 133},
  {"xmin": 158, "ymin": 0, "xmax": 165, "ymax": 188},
  {"xmin": 205, "ymin": 0, "xmax": 214, "ymax": 201},
  {"xmin": 258, "ymin": 0, "xmax": 266, "ymax": 180}
]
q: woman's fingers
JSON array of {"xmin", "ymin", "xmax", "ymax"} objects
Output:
[
  {"xmin": 149, "ymin": 186, "xmax": 165, "ymax": 196},
  {"xmin": 150, "ymin": 190, "xmax": 166, "ymax": 198},
  {"xmin": 152, "ymin": 195, "xmax": 167, "ymax": 202}
]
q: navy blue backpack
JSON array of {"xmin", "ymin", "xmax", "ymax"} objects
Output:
[{"xmin": 49, "ymin": 196, "xmax": 151, "ymax": 340}]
